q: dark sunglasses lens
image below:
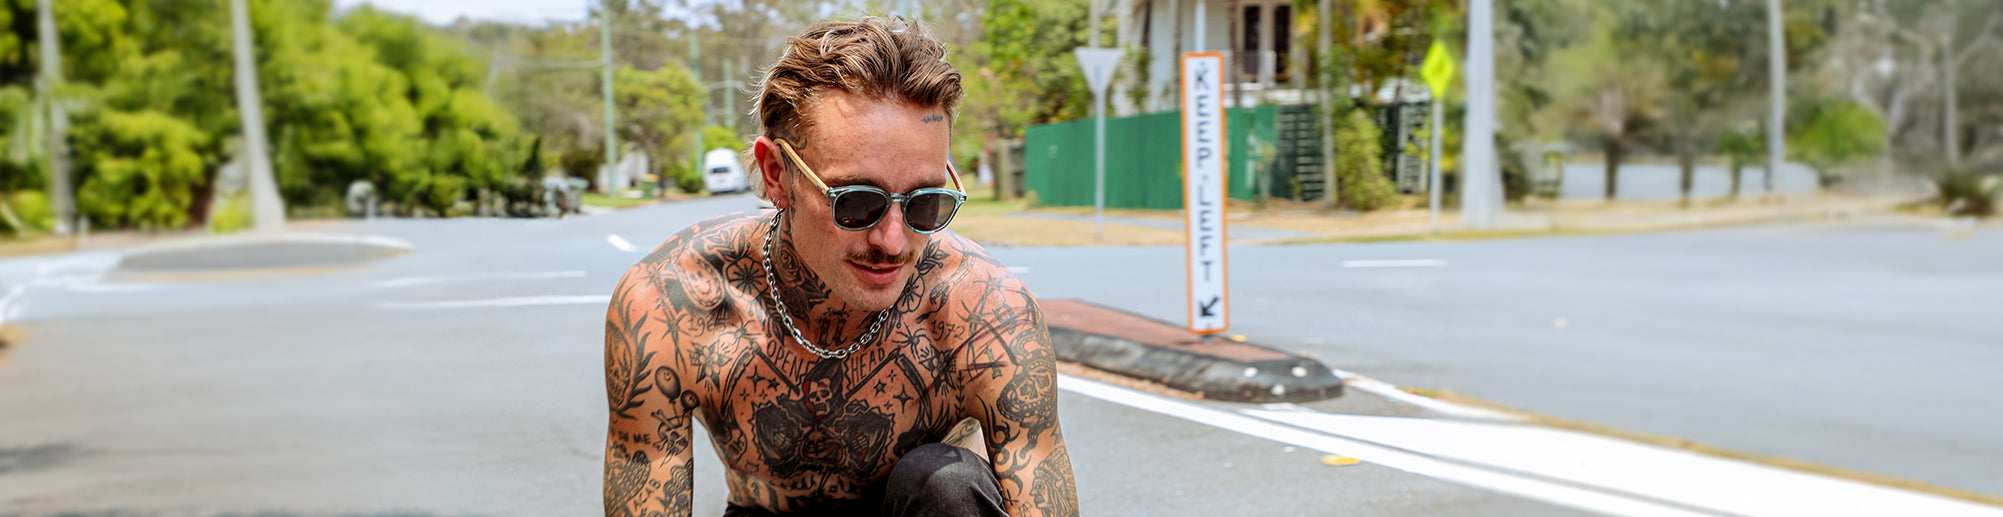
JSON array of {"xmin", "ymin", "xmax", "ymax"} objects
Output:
[
  {"xmin": 832, "ymin": 191, "xmax": 890, "ymax": 229},
  {"xmin": 904, "ymin": 192, "xmax": 959, "ymax": 232}
]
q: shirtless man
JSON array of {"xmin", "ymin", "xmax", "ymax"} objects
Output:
[{"xmin": 602, "ymin": 16, "xmax": 1078, "ymax": 517}]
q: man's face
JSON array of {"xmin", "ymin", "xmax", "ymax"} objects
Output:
[{"xmin": 761, "ymin": 91, "xmax": 952, "ymax": 313}]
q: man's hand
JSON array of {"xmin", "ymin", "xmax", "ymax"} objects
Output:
[
  {"xmin": 604, "ymin": 268, "xmax": 697, "ymax": 517},
  {"xmin": 960, "ymin": 275, "xmax": 1079, "ymax": 517}
]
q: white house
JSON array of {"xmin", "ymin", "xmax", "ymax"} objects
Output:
[{"xmin": 1111, "ymin": 0, "xmax": 1309, "ymax": 116}]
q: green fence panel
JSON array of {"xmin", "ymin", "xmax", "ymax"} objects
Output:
[{"xmin": 1023, "ymin": 106, "xmax": 1287, "ymax": 209}]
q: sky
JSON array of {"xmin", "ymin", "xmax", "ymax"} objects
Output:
[{"xmin": 330, "ymin": 0, "xmax": 593, "ymax": 25}]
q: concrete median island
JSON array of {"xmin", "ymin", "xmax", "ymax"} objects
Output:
[
  {"xmin": 1043, "ymin": 299, "xmax": 1343, "ymax": 403},
  {"xmin": 111, "ymin": 233, "xmax": 414, "ymax": 281}
]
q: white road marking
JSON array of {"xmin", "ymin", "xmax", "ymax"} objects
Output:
[
  {"xmin": 375, "ymin": 295, "xmax": 611, "ymax": 310},
  {"xmin": 50, "ymin": 283, "xmax": 159, "ymax": 294},
  {"xmin": 1060, "ymin": 374, "xmax": 2003, "ymax": 517},
  {"xmin": 606, "ymin": 234, "xmax": 638, "ymax": 252},
  {"xmin": 1328, "ymin": 369, "xmax": 1521, "ymax": 421},
  {"xmin": 2, "ymin": 252, "xmax": 128, "ymax": 323},
  {"xmin": 371, "ymin": 270, "xmax": 587, "ymax": 289},
  {"xmin": 0, "ymin": 284, "xmax": 26, "ymax": 322},
  {"xmin": 1242, "ymin": 410, "xmax": 2003, "ymax": 517},
  {"xmin": 1058, "ymin": 375, "xmax": 1713, "ymax": 517},
  {"xmin": 1341, "ymin": 258, "xmax": 1448, "ymax": 268}
]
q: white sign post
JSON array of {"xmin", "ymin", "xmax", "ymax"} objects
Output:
[
  {"xmin": 1181, "ymin": 52, "xmax": 1229, "ymax": 334},
  {"xmin": 1074, "ymin": 47, "xmax": 1123, "ymax": 241}
]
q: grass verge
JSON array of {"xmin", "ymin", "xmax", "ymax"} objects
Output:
[{"xmin": 580, "ymin": 192, "xmax": 662, "ymax": 210}]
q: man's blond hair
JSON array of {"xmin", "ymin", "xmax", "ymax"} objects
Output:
[{"xmin": 743, "ymin": 16, "xmax": 964, "ymax": 198}]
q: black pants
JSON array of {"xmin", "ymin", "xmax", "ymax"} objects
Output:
[{"xmin": 723, "ymin": 443, "xmax": 1008, "ymax": 517}]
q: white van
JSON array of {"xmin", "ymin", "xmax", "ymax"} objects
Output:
[{"xmin": 702, "ymin": 148, "xmax": 747, "ymax": 194}]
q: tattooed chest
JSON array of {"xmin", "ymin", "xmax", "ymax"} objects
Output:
[{"xmin": 695, "ymin": 337, "xmax": 964, "ymax": 500}]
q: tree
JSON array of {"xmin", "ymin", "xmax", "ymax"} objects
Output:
[
  {"xmin": 259, "ymin": 4, "xmax": 528, "ymax": 216},
  {"xmin": 612, "ymin": 63, "xmax": 702, "ymax": 192},
  {"xmin": 1833, "ymin": 0, "xmax": 2001, "ymax": 170},
  {"xmin": 1899, "ymin": 1, "xmax": 2000, "ymax": 167},
  {"xmin": 1544, "ymin": 15, "xmax": 1664, "ymax": 202},
  {"xmin": 1789, "ymin": 98, "xmax": 1885, "ymax": 184},
  {"xmin": 1298, "ymin": 0, "xmax": 1454, "ymax": 209},
  {"xmin": 1331, "ymin": 109, "xmax": 1399, "ymax": 210},
  {"xmin": 961, "ymin": 0, "xmax": 1094, "ymax": 202},
  {"xmin": 71, "ymin": 110, "xmax": 209, "ymax": 230},
  {"xmin": 1717, "ymin": 125, "xmax": 1763, "ymax": 200},
  {"xmin": 1627, "ymin": 0, "xmax": 1768, "ymax": 206}
]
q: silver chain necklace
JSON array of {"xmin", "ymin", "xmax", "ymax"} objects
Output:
[{"xmin": 762, "ymin": 210, "xmax": 889, "ymax": 359}]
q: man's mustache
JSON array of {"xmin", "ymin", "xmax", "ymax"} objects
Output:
[{"xmin": 848, "ymin": 247, "xmax": 914, "ymax": 266}]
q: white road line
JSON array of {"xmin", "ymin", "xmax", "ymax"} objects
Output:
[
  {"xmin": 375, "ymin": 295, "xmax": 611, "ymax": 310},
  {"xmin": 607, "ymin": 234, "xmax": 638, "ymax": 253},
  {"xmin": 1241, "ymin": 410, "xmax": 2003, "ymax": 517},
  {"xmin": 0, "ymin": 284, "xmax": 26, "ymax": 322},
  {"xmin": 1062, "ymin": 373, "xmax": 2003, "ymax": 517},
  {"xmin": 1328, "ymin": 369, "xmax": 1521, "ymax": 421},
  {"xmin": 49, "ymin": 283, "xmax": 159, "ymax": 294},
  {"xmin": 1341, "ymin": 258, "xmax": 1448, "ymax": 268},
  {"xmin": 371, "ymin": 270, "xmax": 587, "ymax": 289},
  {"xmin": 1058, "ymin": 375, "xmax": 1713, "ymax": 517}
]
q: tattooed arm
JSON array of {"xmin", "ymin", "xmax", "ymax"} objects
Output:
[
  {"xmin": 956, "ymin": 263, "xmax": 1079, "ymax": 517},
  {"xmin": 604, "ymin": 265, "xmax": 698, "ymax": 516}
]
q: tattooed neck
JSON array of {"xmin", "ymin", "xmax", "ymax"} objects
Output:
[{"xmin": 768, "ymin": 212, "xmax": 880, "ymax": 348}]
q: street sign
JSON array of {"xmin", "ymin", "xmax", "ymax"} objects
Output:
[
  {"xmin": 1076, "ymin": 46, "xmax": 1123, "ymax": 240},
  {"xmin": 1421, "ymin": 39, "xmax": 1457, "ymax": 97},
  {"xmin": 1074, "ymin": 47, "xmax": 1124, "ymax": 95},
  {"xmin": 1180, "ymin": 52, "xmax": 1228, "ymax": 334}
]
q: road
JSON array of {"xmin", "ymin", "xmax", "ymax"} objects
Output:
[
  {"xmin": 0, "ymin": 194, "xmax": 1998, "ymax": 515},
  {"xmin": 992, "ymin": 211, "xmax": 2003, "ymax": 497}
]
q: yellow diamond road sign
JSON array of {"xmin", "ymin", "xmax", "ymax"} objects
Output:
[{"xmin": 1421, "ymin": 39, "xmax": 1456, "ymax": 96}]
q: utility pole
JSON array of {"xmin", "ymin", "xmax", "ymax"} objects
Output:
[
  {"xmin": 230, "ymin": 0, "xmax": 285, "ymax": 230},
  {"xmin": 1766, "ymin": 0, "xmax": 1786, "ymax": 197},
  {"xmin": 723, "ymin": 59, "xmax": 735, "ymax": 133},
  {"xmin": 1460, "ymin": 0, "xmax": 1500, "ymax": 229},
  {"xmin": 1195, "ymin": 0, "xmax": 1206, "ymax": 52},
  {"xmin": 35, "ymin": 0, "xmax": 73, "ymax": 236},
  {"xmin": 1318, "ymin": 0, "xmax": 1335, "ymax": 207},
  {"xmin": 1092, "ymin": 0, "xmax": 1104, "ymax": 241},
  {"xmin": 689, "ymin": 35, "xmax": 703, "ymax": 183},
  {"xmin": 600, "ymin": 0, "xmax": 618, "ymax": 194}
]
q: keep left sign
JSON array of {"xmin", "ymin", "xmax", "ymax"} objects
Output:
[{"xmin": 1181, "ymin": 52, "xmax": 1228, "ymax": 334}]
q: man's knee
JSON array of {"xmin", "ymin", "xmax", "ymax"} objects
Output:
[{"xmin": 882, "ymin": 443, "xmax": 1005, "ymax": 517}]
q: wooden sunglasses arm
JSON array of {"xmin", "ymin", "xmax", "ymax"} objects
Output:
[{"xmin": 774, "ymin": 139, "xmax": 831, "ymax": 192}]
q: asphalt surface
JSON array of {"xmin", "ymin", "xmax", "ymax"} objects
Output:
[
  {"xmin": 1, "ymin": 193, "xmax": 1996, "ymax": 514},
  {"xmin": 0, "ymin": 196, "xmax": 1591, "ymax": 516},
  {"xmin": 988, "ymin": 214, "xmax": 2003, "ymax": 497}
]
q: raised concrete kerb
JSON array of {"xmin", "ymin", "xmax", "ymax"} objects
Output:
[
  {"xmin": 1042, "ymin": 299, "xmax": 1344, "ymax": 403},
  {"xmin": 112, "ymin": 232, "xmax": 415, "ymax": 278}
]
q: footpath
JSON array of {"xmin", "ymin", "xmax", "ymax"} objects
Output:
[{"xmin": 949, "ymin": 193, "xmax": 1948, "ymax": 247}]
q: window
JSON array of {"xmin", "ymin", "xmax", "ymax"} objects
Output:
[
  {"xmin": 1275, "ymin": 4, "xmax": 1292, "ymax": 81},
  {"xmin": 1243, "ymin": 5, "xmax": 1262, "ymax": 76}
]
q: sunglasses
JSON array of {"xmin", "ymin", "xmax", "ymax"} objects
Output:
[{"xmin": 775, "ymin": 138, "xmax": 967, "ymax": 234}]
